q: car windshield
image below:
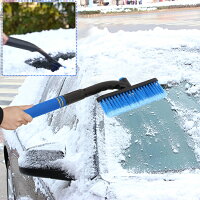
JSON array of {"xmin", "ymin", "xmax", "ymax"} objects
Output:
[{"xmin": 115, "ymin": 83, "xmax": 200, "ymax": 173}]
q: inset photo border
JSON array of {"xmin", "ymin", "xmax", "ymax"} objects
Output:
[{"xmin": 2, "ymin": 1, "xmax": 77, "ymax": 76}]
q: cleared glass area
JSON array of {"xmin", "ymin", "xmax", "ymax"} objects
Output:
[{"xmin": 117, "ymin": 84, "xmax": 200, "ymax": 173}]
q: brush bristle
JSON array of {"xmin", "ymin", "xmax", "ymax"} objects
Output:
[{"xmin": 99, "ymin": 81, "xmax": 167, "ymax": 117}]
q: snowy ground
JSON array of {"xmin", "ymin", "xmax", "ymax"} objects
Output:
[
  {"xmin": 4, "ymin": 27, "xmax": 200, "ymax": 199},
  {"xmin": 3, "ymin": 28, "xmax": 76, "ymax": 75},
  {"xmin": 78, "ymin": 0, "xmax": 200, "ymax": 13}
]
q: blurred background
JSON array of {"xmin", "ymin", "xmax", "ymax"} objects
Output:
[{"xmin": 3, "ymin": 2, "xmax": 76, "ymax": 35}]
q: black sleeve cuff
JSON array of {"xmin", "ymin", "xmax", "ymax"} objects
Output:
[{"xmin": 0, "ymin": 107, "xmax": 4, "ymax": 125}]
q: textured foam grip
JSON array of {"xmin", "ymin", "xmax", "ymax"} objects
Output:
[{"xmin": 24, "ymin": 96, "xmax": 67, "ymax": 118}]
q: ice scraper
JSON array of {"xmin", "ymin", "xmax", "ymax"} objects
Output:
[
  {"xmin": 24, "ymin": 78, "xmax": 167, "ymax": 118},
  {"xmin": 6, "ymin": 37, "xmax": 62, "ymax": 72}
]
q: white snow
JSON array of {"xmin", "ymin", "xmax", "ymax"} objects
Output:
[
  {"xmin": 3, "ymin": 29, "xmax": 76, "ymax": 75},
  {"xmin": 0, "ymin": 143, "xmax": 3, "ymax": 150},
  {"xmin": 3, "ymin": 26, "xmax": 200, "ymax": 199},
  {"xmin": 18, "ymin": 197, "xmax": 33, "ymax": 200}
]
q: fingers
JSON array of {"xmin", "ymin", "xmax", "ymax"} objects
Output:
[
  {"xmin": 11, "ymin": 118, "xmax": 29, "ymax": 129},
  {"xmin": 17, "ymin": 112, "xmax": 33, "ymax": 124},
  {"xmin": 14, "ymin": 120, "xmax": 28, "ymax": 129},
  {"xmin": 4, "ymin": 122, "xmax": 23, "ymax": 130},
  {"xmin": 23, "ymin": 113, "xmax": 33, "ymax": 123},
  {"xmin": 18, "ymin": 119, "xmax": 28, "ymax": 126},
  {"xmin": 16, "ymin": 121, "xmax": 23, "ymax": 127},
  {"xmin": 19, "ymin": 105, "xmax": 33, "ymax": 110},
  {"xmin": 18, "ymin": 105, "xmax": 33, "ymax": 122},
  {"xmin": 3, "ymin": 33, "xmax": 8, "ymax": 45}
]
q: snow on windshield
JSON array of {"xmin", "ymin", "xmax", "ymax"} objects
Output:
[
  {"xmin": 4, "ymin": 27, "xmax": 200, "ymax": 199},
  {"xmin": 3, "ymin": 29, "xmax": 76, "ymax": 75}
]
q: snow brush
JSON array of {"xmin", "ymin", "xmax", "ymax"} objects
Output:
[
  {"xmin": 6, "ymin": 37, "xmax": 62, "ymax": 72},
  {"xmin": 24, "ymin": 78, "xmax": 166, "ymax": 118}
]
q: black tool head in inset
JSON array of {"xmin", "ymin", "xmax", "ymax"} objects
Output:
[{"xmin": 25, "ymin": 52, "xmax": 76, "ymax": 72}]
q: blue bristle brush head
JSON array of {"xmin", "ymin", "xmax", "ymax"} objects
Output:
[{"xmin": 97, "ymin": 78, "xmax": 167, "ymax": 117}]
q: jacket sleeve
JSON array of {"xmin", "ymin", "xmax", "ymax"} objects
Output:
[{"xmin": 0, "ymin": 107, "xmax": 3, "ymax": 125}]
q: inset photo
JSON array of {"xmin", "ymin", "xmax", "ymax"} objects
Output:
[{"xmin": 3, "ymin": 1, "xmax": 76, "ymax": 75}]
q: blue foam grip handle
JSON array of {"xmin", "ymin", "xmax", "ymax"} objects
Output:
[{"xmin": 24, "ymin": 96, "xmax": 67, "ymax": 118}]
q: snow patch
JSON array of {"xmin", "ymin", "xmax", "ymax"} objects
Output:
[{"xmin": 3, "ymin": 29, "xmax": 76, "ymax": 75}]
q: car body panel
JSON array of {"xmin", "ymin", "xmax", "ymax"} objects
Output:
[
  {"xmin": 4, "ymin": 140, "xmax": 55, "ymax": 200},
  {"xmin": 3, "ymin": 77, "xmax": 200, "ymax": 199}
]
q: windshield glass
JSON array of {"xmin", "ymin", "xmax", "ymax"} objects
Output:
[{"xmin": 116, "ymin": 83, "xmax": 200, "ymax": 173}]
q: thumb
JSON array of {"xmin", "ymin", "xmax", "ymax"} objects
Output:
[{"xmin": 18, "ymin": 105, "xmax": 34, "ymax": 110}]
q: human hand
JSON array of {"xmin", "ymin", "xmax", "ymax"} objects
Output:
[
  {"xmin": 1, "ymin": 105, "xmax": 33, "ymax": 130},
  {"xmin": 3, "ymin": 33, "xmax": 8, "ymax": 45}
]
